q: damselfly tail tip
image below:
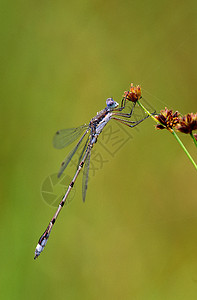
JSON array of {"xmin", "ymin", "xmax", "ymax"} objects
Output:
[
  {"xmin": 34, "ymin": 254, "xmax": 38, "ymax": 260},
  {"xmin": 34, "ymin": 230, "xmax": 50, "ymax": 260},
  {"xmin": 34, "ymin": 243, "xmax": 42, "ymax": 260}
]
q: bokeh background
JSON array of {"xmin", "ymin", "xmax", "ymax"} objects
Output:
[{"xmin": 1, "ymin": 0, "xmax": 197, "ymax": 299}]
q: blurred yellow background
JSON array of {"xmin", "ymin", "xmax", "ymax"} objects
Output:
[{"xmin": 1, "ymin": 0, "xmax": 197, "ymax": 299}]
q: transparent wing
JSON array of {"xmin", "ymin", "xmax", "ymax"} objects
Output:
[
  {"xmin": 58, "ymin": 129, "xmax": 89, "ymax": 178},
  {"xmin": 123, "ymin": 98, "xmax": 155, "ymax": 122},
  {"xmin": 133, "ymin": 97, "xmax": 156, "ymax": 122},
  {"xmin": 53, "ymin": 125, "xmax": 89, "ymax": 149},
  {"xmin": 76, "ymin": 134, "xmax": 90, "ymax": 171},
  {"xmin": 82, "ymin": 148, "xmax": 91, "ymax": 202},
  {"xmin": 113, "ymin": 97, "xmax": 156, "ymax": 127}
]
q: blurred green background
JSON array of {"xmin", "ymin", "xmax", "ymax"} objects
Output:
[{"xmin": 1, "ymin": 0, "xmax": 197, "ymax": 299}]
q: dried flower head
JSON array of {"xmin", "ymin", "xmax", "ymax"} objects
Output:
[
  {"xmin": 176, "ymin": 112, "xmax": 197, "ymax": 134},
  {"xmin": 155, "ymin": 107, "xmax": 180, "ymax": 131},
  {"xmin": 123, "ymin": 83, "xmax": 142, "ymax": 103}
]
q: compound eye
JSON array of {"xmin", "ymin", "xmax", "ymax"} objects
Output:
[
  {"xmin": 106, "ymin": 98, "xmax": 118, "ymax": 108},
  {"xmin": 106, "ymin": 98, "xmax": 114, "ymax": 107}
]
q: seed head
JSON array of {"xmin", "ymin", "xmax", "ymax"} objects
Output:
[
  {"xmin": 155, "ymin": 108, "xmax": 180, "ymax": 131},
  {"xmin": 123, "ymin": 83, "xmax": 142, "ymax": 103},
  {"xmin": 176, "ymin": 112, "xmax": 197, "ymax": 134}
]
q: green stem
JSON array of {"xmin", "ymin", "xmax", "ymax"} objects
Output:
[
  {"xmin": 190, "ymin": 132, "xmax": 197, "ymax": 147},
  {"xmin": 137, "ymin": 99, "xmax": 197, "ymax": 170},
  {"xmin": 137, "ymin": 99, "xmax": 158, "ymax": 123},
  {"xmin": 171, "ymin": 130, "xmax": 197, "ymax": 170}
]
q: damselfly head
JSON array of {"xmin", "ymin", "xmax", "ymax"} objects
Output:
[{"xmin": 106, "ymin": 98, "xmax": 119, "ymax": 109}]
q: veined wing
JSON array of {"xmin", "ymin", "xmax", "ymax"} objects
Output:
[
  {"xmin": 82, "ymin": 147, "xmax": 91, "ymax": 202},
  {"xmin": 120, "ymin": 97, "xmax": 156, "ymax": 123},
  {"xmin": 132, "ymin": 97, "xmax": 156, "ymax": 122},
  {"xmin": 76, "ymin": 134, "xmax": 90, "ymax": 171},
  {"xmin": 58, "ymin": 129, "xmax": 89, "ymax": 178},
  {"xmin": 53, "ymin": 125, "xmax": 89, "ymax": 149}
]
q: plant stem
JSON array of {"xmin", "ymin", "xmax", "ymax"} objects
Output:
[
  {"xmin": 137, "ymin": 99, "xmax": 158, "ymax": 123},
  {"xmin": 171, "ymin": 130, "xmax": 197, "ymax": 170},
  {"xmin": 137, "ymin": 99, "xmax": 197, "ymax": 170},
  {"xmin": 190, "ymin": 132, "xmax": 197, "ymax": 147}
]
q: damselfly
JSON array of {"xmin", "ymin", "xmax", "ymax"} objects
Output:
[{"xmin": 34, "ymin": 84, "xmax": 152, "ymax": 259}]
